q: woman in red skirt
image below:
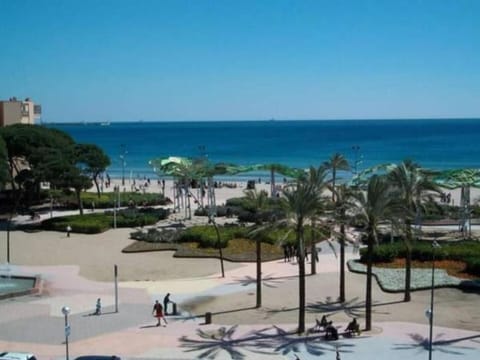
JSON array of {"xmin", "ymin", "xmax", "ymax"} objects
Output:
[{"xmin": 152, "ymin": 300, "xmax": 168, "ymax": 327}]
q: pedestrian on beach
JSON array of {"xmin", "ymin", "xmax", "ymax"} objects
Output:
[
  {"xmin": 66, "ymin": 225, "xmax": 72, "ymax": 237},
  {"xmin": 152, "ymin": 300, "xmax": 167, "ymax": 326}
]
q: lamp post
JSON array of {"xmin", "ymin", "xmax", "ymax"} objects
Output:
[
  {"xmin": 61, "ymin": 306, "xmax": 71, "ymax": 360},
  {"xmin": 427, "ymin": 241, "xmax": 441, "ymax": 360},
  {"xmin": 120, "ymin": 144, "xmax": 127, "ymax": 186},
  {"xmin": 352, "ymin": 145, "xmax": 360, "ymax": 175}
]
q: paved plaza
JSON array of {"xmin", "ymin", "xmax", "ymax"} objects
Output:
[{"xmin": 1, "ymin": 238, "xmax": 479, "ymax": 360}]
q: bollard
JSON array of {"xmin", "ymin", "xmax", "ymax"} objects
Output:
[{"xmin": 205, "ymin": 312, "xmax": 212, "ymax": 324}]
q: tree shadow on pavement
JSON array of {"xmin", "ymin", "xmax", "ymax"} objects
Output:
[
  {"xmin": 307, "ymin": 296, "xmax": 403, "ymax": 318},
  {"xmin": 179, "ymin": 324, "xmax": 356, "ymax": 359},
  {"xmin": 393, "ymin": 332, "xmax": 479, "ymax": 356},
  {"xmin": 228, "ymin": 273, "xmax": 290, "ymax": 288}
]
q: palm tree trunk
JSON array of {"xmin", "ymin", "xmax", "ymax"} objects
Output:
[
  {"xmin": 339, "ymin": 223, "xmax": 346, "ymax": 302},
  {"xmin": 310, "ymin": 222, "xmax": 316, "ymax": 275},
  {"xmin": 256, "ymin": 238, "xmax": 262, "ymax": 308},
  {"xmin": 365, "ymin": 233, "xmax": 373, "ymax": 331},
  {"xmin": 297, "ymin": 227, "xmax": 306, "ymax": 334},
  {"xmin": 331, "ymin": 169, "xmax": 336, "ymax": 202},
  {"xmin": 212, "ymin": 218, "xmax": 225, "ymax": 278},
  {"xmin": 270, "ymin": 168, "xmax": 275, "ymax": 197},
  {"xmin": 76, "ymin": 189, "xmax": 84, "ymax": 215},
  {"xmin": 404, "ymin": 220, "xmax": 412, "ymax": 302}
]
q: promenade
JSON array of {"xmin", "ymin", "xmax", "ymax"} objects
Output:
[
  {"xmin": 1, "ymin": 238, "xmax": 479, "ymax": 359},
  {"xmin": 1, "ymin": 180, "xmax": 479, "ymax": 359}
]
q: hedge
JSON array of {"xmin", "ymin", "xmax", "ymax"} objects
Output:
[
  {"xmin": 360, "ymin": 240, "xmax": 480, "ymax": 276},
  {"xmin": 42, "ymin": 207, "xmax": 169, "ymax": 234}
]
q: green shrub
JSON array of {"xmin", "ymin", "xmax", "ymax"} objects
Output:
[
  {"xmin": 360, "ymin": 242, "xmax": 403, "ymax": 263},
  {"xmin": 42, "ymin": 213, "xmax": 111, "ymax": 234},
  {"xmin": 177, "ymin": 225, "xmax": 249, "ymax": 248},
  {"xmin": 42, "ymin": 207, "xmax": 169, "ymax": 234},
  {"xmin": 225, "ymin": 197, "xmax": 256, "ymax": 212},
  {"xmin": 465, "ymin": 257, "xmax": 480, "ymax": 276},
  {"xmin": 362, "ymin": 240, "xmax": 480, "ymax": 274}
]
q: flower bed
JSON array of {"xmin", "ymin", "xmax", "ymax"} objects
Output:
[{"xmin": 347, "ymin": 260, "xmax": 480, "ymax": 292}]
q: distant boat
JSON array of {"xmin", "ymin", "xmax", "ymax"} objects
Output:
[{"xmin": 101, "ymin": 121, "xmax": 111, "ymax": 126}]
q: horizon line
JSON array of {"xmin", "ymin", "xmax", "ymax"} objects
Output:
[{"xmin": 42, "ymin": 116, "xmax": 480, "ymax": 125}]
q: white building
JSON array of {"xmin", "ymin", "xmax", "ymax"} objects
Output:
[{"xmin": 0, "ymin": 97, "xmax": 42, "ymax": 126}]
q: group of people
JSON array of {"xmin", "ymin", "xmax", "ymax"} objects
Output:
[
  {"xmin": 282, "ymin": 244, "xmax": 319, "ymax": 263},
  {"xmin": 312, "ymin": 315, "xmax": 360, "ymax": 340},
  {"xmin": 440, "ymin": 192, "xmax": 452, "ymax": 204}
]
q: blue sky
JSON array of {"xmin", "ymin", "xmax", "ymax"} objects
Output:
[{"xmin": 0, "ymin": 0, "xmax": 479, "ymax": 122}]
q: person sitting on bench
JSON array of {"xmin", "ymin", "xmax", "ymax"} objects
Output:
[
  {"xmin": 312, "ymin": 315, "xmax": 329, "ymax": 332},
  {"xmin": 345, "ymin": 318, "xmax": 360, "ymax": 336},
  {"xmin": 325, "ymin": 321, "xmax": 339, "ymax": 340}
]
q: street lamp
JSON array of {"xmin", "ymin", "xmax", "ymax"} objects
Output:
[
  {"xmin": 120, "ymin": 144, "xmax": 127, "ymax": 186},
  {"xmin": 352, "ymin": 145, "xmax": 360, "ymax": 175},
  {"xmin": 427, "ymin": 240, "xmax": 441, "ymax": 360},
  {"xmin": 61, "ymin": 306, "xmax": 71, "ymax": 360}
]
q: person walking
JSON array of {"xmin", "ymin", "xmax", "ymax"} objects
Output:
[
  {"xmin": 66, "ymin": 225, "xmax": 72, "ymax": 237},
  {"xmin": 94, "ymin": 298, "xmax": 102, "ymax": 315},
  {"xmin": 152, "ymin": 300, "xmax": 167, "ymax": 327}
]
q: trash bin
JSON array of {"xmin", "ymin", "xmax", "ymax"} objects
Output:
[
  {"xmin": 205, "ymin": 312, "xmax": 212, "ymax": 324},
  {"xmin": 172, "ymin": 302, "xmax": 177, "ymax": 315}
]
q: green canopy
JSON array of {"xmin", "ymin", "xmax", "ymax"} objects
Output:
[{"xmin": 432, "ymin": 169, "xmax": 480, "ymax": 189}]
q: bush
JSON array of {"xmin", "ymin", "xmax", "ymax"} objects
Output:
[
  {"xmin": 42, "ymin": 213, "xmax": 111, "ymax": 234},
  {"xmin": 42, "ymin": 207, "xmax": 169, "ymax": 234},
  {"xmin": 362, "ymin": 240, "xmax": 480, "ymax": 276},
  {"xmin": 465, "ymin": 257, "xmax": 480, "ymax": 276},
  {"xmin": 131, "ymin": 228, "xmax": 180, "ymax": 243},
  {"xmin": 105, "ymin": 207, "xmax": 169, "ymax": 227},
  {"xmin": 177, "ymin": 225, "xmax": 249, "ymax": 248}
]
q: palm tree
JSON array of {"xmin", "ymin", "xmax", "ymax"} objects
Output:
[
  {"xmin": 388, "ymin": 160, "xmax": 440, "ymax": 302},
  {"xmin": 303, "ymin": 166, "xmax": 329, "ymax": 275},
  {"xmin": 333, "ymin": 184, "xmax": 355, "ymax": 302},
  {"xmin": 244, "ymin": 189, "xmax": 269, "ymax": 308},
  {"xmin": 324, "ymin": 153, "xmax": 350, "ymax": 202},
  {"xmin": 352, "ymin": 175, "xmax": 397, "ymax": 331},
  {"xmin": 281, "ymin": 166, "xmax": 326, "ymax": 333}
]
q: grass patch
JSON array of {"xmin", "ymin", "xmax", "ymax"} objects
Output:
[{"xmin": 122, "ymin": 237, "xmax": 283, "ymax": 262}]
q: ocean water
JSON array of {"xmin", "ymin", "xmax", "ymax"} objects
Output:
[{"xmin": 48, "ymin": 119, "xmax": 480, "ymax": 180}]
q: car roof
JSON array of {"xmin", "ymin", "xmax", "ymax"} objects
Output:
[{"xmin": 0, "ymin": 352, "xmax": 36, "ymax": 360}]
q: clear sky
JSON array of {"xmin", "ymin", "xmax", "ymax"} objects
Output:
[{"xmin": 0, "ymin": 0, "xmax": 479, "ymax": 122}]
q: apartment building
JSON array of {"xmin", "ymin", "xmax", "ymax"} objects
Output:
[{"xmin": 0, "ymin": 97, "xmax": 42, "ymax": 126}]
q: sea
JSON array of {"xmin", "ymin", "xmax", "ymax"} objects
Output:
[{"xmin": 47, "ymin": 119, "xmax": 480, "ymax": 181}]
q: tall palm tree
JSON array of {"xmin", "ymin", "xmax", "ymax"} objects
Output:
[
  {"xmin": 333, "ymin": 184, "xmax": 355, "ymax": 302},
  {"xmin": 303, "ymin": 166, "xmax": 329, "ymax": 275},
  {"xmin": 281, "ymin": 166, "xmax": 326, "ymax": 333},
  {"xmin": 245, "ymin": 189, "xmax": 269, "ymax": 308},
  {"xmin": 324, "ymin": 153, "xmax": 350, "ymax": 202},
  {"xmin": 352, "ymin": 175, "xmax": 397, "ymax": 331},
  {"xmin": 388, "ymin": 160, "xmax": 440, "ymax": 302}
]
